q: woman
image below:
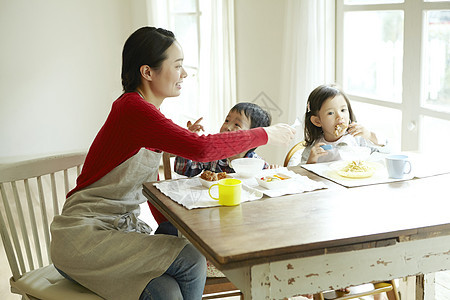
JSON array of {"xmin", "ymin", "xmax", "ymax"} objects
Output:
[{"xmin": 50, "ymin": 27, "xmax": 294, "ymax": 300}]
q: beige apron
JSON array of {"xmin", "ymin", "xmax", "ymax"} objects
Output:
[{"xmin": 50, "ymin": 148, "xmax": 189, "ymax": 300}]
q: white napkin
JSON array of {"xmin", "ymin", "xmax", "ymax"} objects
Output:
[
  {"xmin": 302, "ymin": 160, "xmax": 414, "ymax": 188},
  {"xmin": 153, "ymin": 177, "xmax": 263, "ymax": 209},
  {"xmin": 233, "ymin": 168, "xmax": 327, "ymax": 197},
  {"xmin": 153, "ymin": 168, "xmax": 327, "ymax": 208}
]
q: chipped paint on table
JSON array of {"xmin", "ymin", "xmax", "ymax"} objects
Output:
[{"xmin": 223, "ymin": 234, "xmax": 450, "ymax": 299}]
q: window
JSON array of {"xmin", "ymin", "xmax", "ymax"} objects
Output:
[
  {"xmin": 153, "ymin": 0, "xmax": 236, "ymax": 134},
  {"xmin": 336, "ymin": 1, "xmax": 450, "ymax": 153},
  {"xmin": 423, "ymin": 9, "xmax": 450, "ymax": 112},
  {"xmin": 158, "ymin": 0, "xmax": 202, "ymax": 128}
]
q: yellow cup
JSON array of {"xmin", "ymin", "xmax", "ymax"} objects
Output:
[{"xmin": 208, "ymin": 178, "xmax": 242, "ymax": 206}]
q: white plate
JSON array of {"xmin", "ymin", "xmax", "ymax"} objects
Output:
[
  {"xmin": 329, "ymin": 161, "xmax": 382, "ymax": 179},
  {"xmin": 255, "ymin": 173, "xmax": 293, "ymax": 190},
  {"xmin": 198, "ymin": 175, "xmax": 231, "ymax": 188}
]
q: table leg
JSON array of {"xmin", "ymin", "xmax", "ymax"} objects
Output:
[{"xmin": 223, "ymin": 265, "xmax": 272, "ymax": 299}]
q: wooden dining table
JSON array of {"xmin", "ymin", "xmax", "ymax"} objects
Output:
[{"xmin": 142, "ymin": 165, "xmax": 450, "ymax": 299}]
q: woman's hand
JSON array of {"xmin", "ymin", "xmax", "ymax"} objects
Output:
[
  {"xmin": 263, "ymin": 123, "xmax": 296, "ymax": 146},
  {"xmin": 187, "ymin": 117, "xmax": 204, "ymax": 133},
  {"xmin": 307, "ymin": 143, "xmax": 329, "ymax": 164}
]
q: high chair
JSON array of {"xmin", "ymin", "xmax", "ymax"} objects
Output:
[
  {"xmin": 162, "ymin": 152, "xmax": 243, "ymax": 299},
  {"xmin": 0, "ymin": 152, "xmax": 102, "ymax": 299}
]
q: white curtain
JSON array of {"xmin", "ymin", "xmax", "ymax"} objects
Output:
[
  {"xmin": 279, "ymin": 0, "xmax": 335, "ymax": 144},
  {"xmin": 145, "ymin": 0, "xmax": 169, "ymax": 28},
  {"xmin": 145, "ymin": 0, "xmax": 236, "ymax": 133},
  {"xmin": 199, "ymin": 0, "xmax": 236, "ymax": 132}
]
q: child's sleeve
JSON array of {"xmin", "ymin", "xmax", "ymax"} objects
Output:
[
  {"xmin": 174, "ymin": 156, "xmax": 205, "ymax": 177},
  {"xmin": 300, "ymin": 146, "xmax": 312, "ymax": 165}
]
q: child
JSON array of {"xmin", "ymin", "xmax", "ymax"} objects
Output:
[
  {"xmin": 301, "ymin": 84, "xmax": 391, "ymax": 299},
  {"xmin": 174, "ymin": 102, "xmax": 273, "ymax": 176},
  {"xmin": 300, "ymin": 84, "xmax": 388, "ymax": 164}
]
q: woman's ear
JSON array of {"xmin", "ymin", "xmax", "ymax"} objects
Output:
[
  {"xmin": 139, "ymin": 65, "xmax": 152, "ymax": 81},
  {"xmin": 310, "ymin": 115, "xmax": 322, "ymax": 127}
]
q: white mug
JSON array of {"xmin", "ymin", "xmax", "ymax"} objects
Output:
[{"xmin": 385, "ymin": 155, "xmax": 412, "ymax": 179}]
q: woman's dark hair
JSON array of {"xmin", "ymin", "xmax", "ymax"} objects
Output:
[
  {"xmin": 121, "ymin": 27, "xmax": 176, "ymax": 93},
  {"xmin": 230, "ymin": 102, "xmax": 272, "ymax": 153},
  {"xmin": 304, "ymin": 84, "xmax": 356, "ymax": 146}
]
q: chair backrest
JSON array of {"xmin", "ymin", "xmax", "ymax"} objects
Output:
[
  {"xmin": 162, "ymin": 152, "xmax": 175, "ymax": 180},
  {"xmin": 283, "ymin": 141, "xmax": 306, "ymax": 167},
  {"xmin": 0, "ymin": 152, "xmax": 86, "ymax": 281}
]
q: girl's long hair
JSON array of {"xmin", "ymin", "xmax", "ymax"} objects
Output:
[{"xmin": 304, "ymin": 84, "xmax": 356, "ymax": 146}]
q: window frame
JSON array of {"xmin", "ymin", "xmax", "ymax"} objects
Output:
[
  {"xmin": 156, "ymin": 0, "xmax": 203, "ymax": 128},
  {"xmin": 336, "ymin": 0, "xmax": 450, "ymax": 152}
]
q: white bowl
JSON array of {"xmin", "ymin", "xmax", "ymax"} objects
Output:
[
  {"xmin": 230, "ymin": 158, "xmax": 265, "ymax": 178},
  {"xmin": 338, "ymin": 146, "xmax": 371, "ymax": 161}
]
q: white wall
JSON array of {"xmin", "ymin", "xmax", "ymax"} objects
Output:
[
  {"xmin": 234, "ymin": 0, "xmax": 291, "ymax": 165},
  {"xmin": 0, "ymin": 0, "xmax": 149, "ymax": 161},
  {"xmin": 0, "ymin": 0, "xmax": 291, "ymax": 165}
]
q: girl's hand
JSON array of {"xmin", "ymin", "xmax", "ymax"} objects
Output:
[
  {"xmin": 307, "ymin": 143, "xmax": 329, "ymax": 164},
  {"xmin": 348, "ymin": 122, "xmax": 371, "ymax": 139},
  {"xmin": 348, "ymin": 122, "xmax": 381, "ymax": 145},
  {"xmin": 187, "ymin": 117, "xmax": 205, "ymax": 133},
  {"xmin": 268, "ymin": 164, "xmax": 280, "ymax": 169}
]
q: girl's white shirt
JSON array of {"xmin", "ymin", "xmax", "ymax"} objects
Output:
[{"xmin": 296, "ymin": 134, "xmax": 390, "ymax": 165}]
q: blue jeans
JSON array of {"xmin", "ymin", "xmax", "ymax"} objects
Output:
[{"xmin": 139, "ymin": 243, "xmax": 207, "ymax": 300}]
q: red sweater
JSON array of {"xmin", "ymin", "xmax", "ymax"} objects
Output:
[{"xmin": 69, "ymin": 92, "xmax": 268, "ymax": 223}]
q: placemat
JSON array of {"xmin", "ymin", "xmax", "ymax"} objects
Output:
[
  {"xmin": 154, "ymin": 168, "xmax": 327, "ymax": 209},
  {"xmin": 302, "ymin": 160, "xmax": 414, "ymax": 188}
]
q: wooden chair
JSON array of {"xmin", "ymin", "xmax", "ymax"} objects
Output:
[
  {"xmin": 162, "ymin": 152, "xmax": 243, "ymax": 299},
  {"xmin": 283, "ymin": 144, "xmax": 400, "ymax": 300},
  {"xmin": 162, "ymin": 151, "xmax": 176, "ymax": 180},
  {"xmin": 314, "ymin": 281, "xmax": 399, "ymax": 300},
  {"xmin": 0, "ymin": 152, "xmax": 103, "ymax": 299},
  {"xmin": 284, "ymin": 141, "xmax": 306, "ymax": 167}
]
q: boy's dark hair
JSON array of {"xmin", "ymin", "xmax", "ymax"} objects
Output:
[
  {"xmin": 304, "ymin": 84, "xmax": 356, "ymax": 146},
  {"xmin": 121, "ymin": 27, "xmax": 176, "ymax": 93},
  {"xmin": 230, "ymin": 102, "xmax": 272, "ymax": 129},
  {"xmin": 231, "ymin": 102, "xmax": 272, "ymax": 153}
]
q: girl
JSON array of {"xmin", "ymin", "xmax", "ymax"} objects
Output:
[
  {"xmin": 301, "ymin": 84, "xmax": 390, "ymax": 299},
  {"xmin": 50, "ymin": 27, "xmax": 294, "ymax": 300},
  {"xmin": 301, "ymin": 84, "xmax": 387, "ymax": 164}
]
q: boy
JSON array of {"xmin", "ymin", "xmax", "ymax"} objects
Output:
[{"xmin": 174, "ymin": 102, "xmax": 272, "ymax": 177}]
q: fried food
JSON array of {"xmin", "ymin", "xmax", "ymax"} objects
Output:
[
  {"xmin": 334, "ymin": 124, "xmax": 348, "ymax": 137},
  {"xmin": 200, "ymin": 170, "xmax": 227, "ymax": 181}
]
